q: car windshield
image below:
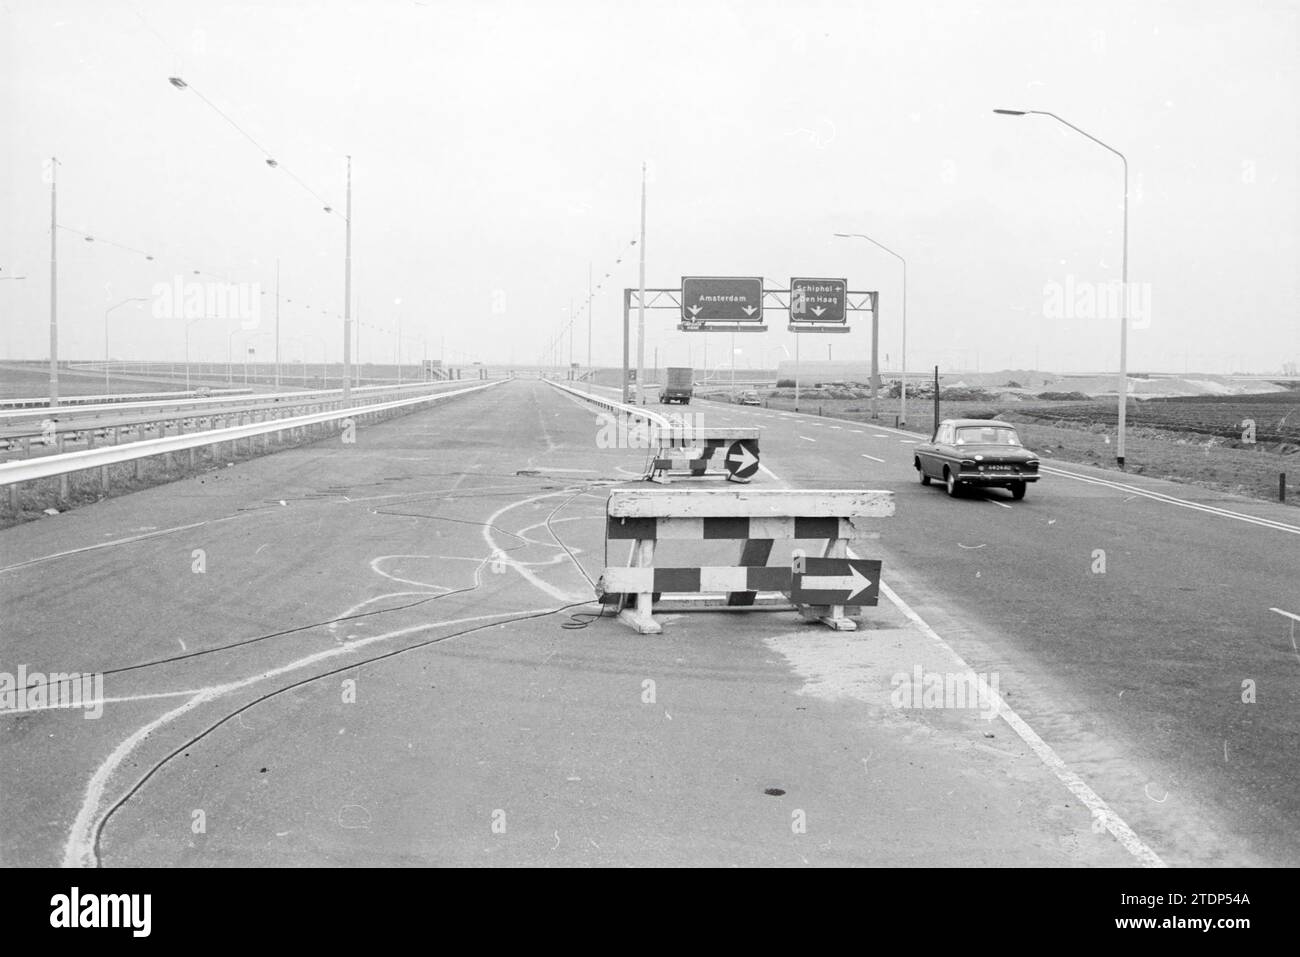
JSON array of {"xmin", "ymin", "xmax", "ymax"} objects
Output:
[{"xmin": 954, "ymin": 426, "xmax": 1021, "ymax": 446}]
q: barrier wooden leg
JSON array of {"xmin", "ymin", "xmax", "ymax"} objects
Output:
[
  {"xmin": 819, "ymin": 537, "xmax": 857, "ymax": 631},
  {"xmin": 617, "ymin": 538, "xmax": 662, "ymax": 635}
]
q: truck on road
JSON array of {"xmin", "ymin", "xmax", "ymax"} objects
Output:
[{"xmin": 660, "ymin": 367, "xmax": 694, "ymax": 405}]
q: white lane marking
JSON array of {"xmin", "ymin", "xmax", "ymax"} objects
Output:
[
  {"xmin": 1271, "ymin": 607, "xmax": 1300, "ymax": 623},
  {"xmin": 828, "ymin": 426, "xmax": 843, "ymax": 430},
  {"xmin": 62, "ymin": 605, "xmax": 562, "ymax": 868},
  {"xmin": 850, "ymin": 429, "xmax": 863, "ymax": 434},
  {"xmin": 984, "ymin": 497, "xmax": 1013, "ymax": 509},
  {"xmin": 860, "ymin": 453, "xmax": 885, "ymax": 463},
  {"xmin": 751, "ymin": 443, "xmax": 1164, "ymax": 868},
  {"xmin": 899, "ymin": 440, "xmax": 917, "ymax": 444},
  {"xmin": 1040, "ymin": 465, "xmax": 1300, "ymax": 536},
  {"xmin": 0, "ymin": 517, "xmax": 241, "ymax": 574},
  {"xmin": 798, "ymin": 435, "xmax": 816, "ymax": 442},
  {"xmin": 868, "ymin": 569, "xmax": 1166, "ymax": 868}
]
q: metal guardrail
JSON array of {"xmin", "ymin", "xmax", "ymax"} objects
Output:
[
  {"xmin": 0, "ymin": 388, "xmax": 256, "ymax": 410},
  {"xmin": 0, "ymin": 378, "xmax": 477, "ymax": 424},
  {"xmin": 545, "ymin": 379, "xmax": 672, "ymax": 431},
  {"xmin": 0, "ymin": 379, "xmax": 504, "ymax": 497}
]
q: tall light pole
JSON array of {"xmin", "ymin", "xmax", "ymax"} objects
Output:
[
  {"xmin": 184, "ymin": 317, "xmax": 208, "ymax": 392},
  {"xmin": 104, "ymin": 297, "xmax": 147, "ymax": 393},
  {"xmin": 342, "ymin": 156, "xmax": 353, "ymax": 405},
  {"xmin": 994, "ymin": 108, "xmax": 1129, "ymax": 468},
  {"xmin": 636, "ymin": 162, "xmax": 647, "ymax": 404},
  {"xmin": 227, "ymin": 328, "xmax": 243, "ymax": 384},
  {"xmin": 274, "ymin": 259, "xmax": 281, "ymax": 390},
  {"xmin": 394, "ymin": 299, "xmax": 402, "ymax": 385},
  {"xmin": 834, "ymin": 232, "xmax": 907, "ymax": 424},
  {"xmin": 48, "ymin": 156, "xmax": 59, "ymax": 409}
]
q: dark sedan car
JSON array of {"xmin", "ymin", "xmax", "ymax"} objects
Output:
[{"xmin": 914, "ymin": 418, "xmax": 1041, "ymax": 499}]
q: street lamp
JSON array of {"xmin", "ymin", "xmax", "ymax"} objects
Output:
[
  {"xmin": 994, "ymin": 108, "xmax": 1130, "ymax": 468},
  {"xmin": 834, "ymin": 232, "xmax": 907, "ymax": 424},
  {"xmin": 183, "ymin": 316, "xmax": 208, "ymax": 392},
  {"xmin": 104, "ymin": 297, "xmax": 147, "ymax": 393},
  {"xmin": 227, "ymin": 328, "xmax": 245, "ymax": 385}
]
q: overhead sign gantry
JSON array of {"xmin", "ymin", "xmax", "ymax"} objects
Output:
[{"xmin": 620, "ymin": 277, "xmax": 880, "ymax": 403}]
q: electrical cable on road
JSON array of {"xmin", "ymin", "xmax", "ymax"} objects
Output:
[
  {"xmin": 18, "ymin": 480, "xmax": 609, "ymax": 691},
  {"xmin": 89, "ymin": 597, "xmax": 602, "ymax": 865}
]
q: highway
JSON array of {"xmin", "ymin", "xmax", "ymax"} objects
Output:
[{"xmin": 1, "ymin": 378, "xmax": 1295, "ymax": 866}]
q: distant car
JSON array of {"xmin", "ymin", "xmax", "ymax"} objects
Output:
[
  {"xmin": 738, "ymin": 391, "xmax": 762, "ymax": 406},
  {"xmin": 194, "ymin": 386, "xmax": 212, "ymax": 397},
  {"xmin": 915, "ymin": 419, "xmax": 1040, "ymax": 500}
]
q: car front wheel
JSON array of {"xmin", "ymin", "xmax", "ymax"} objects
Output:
[
  {"xmin": 916, "ymin": 459, "xmax": 930, "ymax": 485},
  {"xmin": 1009, "ymin": 481, "xmax": 1027, "ymax": 501},
  {"xmin": 945, "ymin": 468, "xmax": 960, "ymax": 497}
]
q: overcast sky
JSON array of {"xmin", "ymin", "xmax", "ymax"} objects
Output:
[{"xmin": 1, "ymin": 0, "xmax": 1296, "ymax": 375}]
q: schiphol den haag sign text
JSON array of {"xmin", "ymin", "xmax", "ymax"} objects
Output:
[
  {"xmin": 681, "ymin": 277, "xmax": 764, "ymax": 322},
  {"xmin": 790, "ymin": 277, "xmax": 847, "ymax": 324}
]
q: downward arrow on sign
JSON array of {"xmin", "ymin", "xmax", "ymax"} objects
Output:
[
  {"xmin": 802, "ymin": 565, "xmax": 873, "ymax": 602},
  {"xmin": 688, "ymin": 305, "xmax": 702, "ymax": 316},
  {"xmin": 727, "ymin": 444, "xmax": 758, "ymax": 472},
  {"xmin": 811, "ymin": 306, "xmax": 826, "ymax": 317},
  {"xmin": 742, "ymin": 306, "xmax": 757, "ymax": 316}
]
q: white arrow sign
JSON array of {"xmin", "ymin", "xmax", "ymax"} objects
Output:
[
  {"xmin": 811, "ymin": 306, "xmax": 826, "ymax": 317},
  {"xmin": 689, "ymin": 305, "xmax": 702, "ymax": 316},
  {"xmin": 801, "ymin": 565, "xmax": 873, "ymax": 602},
  {"xmin": 742, "ymin": 305, "xmax": 757, "ymax": 316},
  {"xmin": 726, "ymin": 444, "xmax": 758, "ymax": 472}
]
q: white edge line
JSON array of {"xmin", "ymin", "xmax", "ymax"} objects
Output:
[
  {"xmin": 751, "ymin": 452, "xmax": 1163, "ymax": 866},
  {"xmin": 865, "ymin": 565, "xmax": 1166, "ymax": 868},
  {"xmin": 761, "ymin": 411, "xmax": 1162, "ymax": 867},
  {"xmin": 860, "ymin": 453, "xmax": 885, "ymax": 463}
]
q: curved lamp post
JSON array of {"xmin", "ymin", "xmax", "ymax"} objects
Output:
[{"xmin": 994, "ymin": 108, "xmax": 1129, "ymax": 468}]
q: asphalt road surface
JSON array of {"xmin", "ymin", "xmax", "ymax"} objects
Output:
[{"xmin": 1, "ymin": 378, "xmax": 1295, "ymax": 866}]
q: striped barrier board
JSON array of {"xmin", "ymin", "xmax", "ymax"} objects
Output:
[
  {"xmin": 649, "ymin": 427, "xmax": 761, "ymax": 484},
  {"xmin": 599, "ymin": 487, "xmax": 894, "ymax": 634}
]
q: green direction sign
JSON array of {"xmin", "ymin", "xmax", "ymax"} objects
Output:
[
  {"xmin": 681, "ymin": 277, "xmax": 764, "ymax": 323},
  {"xmin": 790, "ymin": 278, "xmax": 847, "ymax": 324}
]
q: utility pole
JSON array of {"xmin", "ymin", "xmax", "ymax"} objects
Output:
[
  {"xmin": 274, "ymin": 259, "xmax": 281, "ymax": 390},
  {"xmin": 343, "ymin": 155, "xmax": 353, "ymax": 405},
  {"xmin": 794, "ymin": 332, "xmax": 800, "ymax": 412},
  {"xmin": 587, "ymin": 264, "xmax": 592, "ymax": 383},
  {"xmin": 636, "ymin": 162, "xmax": 647, "ymax": 404},
  {"xmin": 49, "ymin": 156, "xmax": 58, "ymax": 409},
  {"xmin": 870, "ymin": 293, "xmax": 880, "ymax": 419}
]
